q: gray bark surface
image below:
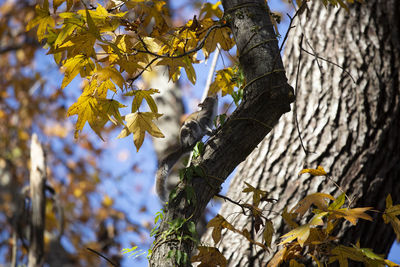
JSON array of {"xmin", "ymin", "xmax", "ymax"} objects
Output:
[
  {"xmin": 202, "ymin": 0, "xmax": 400, "ymax": 266},
  {"xmin": 28, "ymin": 134, "xmax": 46, "ymax": 267}
]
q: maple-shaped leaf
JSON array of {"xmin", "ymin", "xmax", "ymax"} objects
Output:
[
  {"xmin": 331, "ymin": 207, "xmax": 373, "ymax": 225},
  {"xmin": 282, "ymin": 207, "xmax": 299, "ymax": 229},
  {"xmin": 291, "ymin": 193, "xmax": 334, "ymax": 216},
  {"xmin": 117, "ymin": 112, "xmax": 164, "ymax": 151},
  {"xmin": 279, "ymin": 224, "xmax": 310, "ymax": 247},
  {"xmin": 156, "ymin": 56, "xmax": 197, "ymax": 85},
  {"xmin": 96, "ymin": 66, "xmax": 125, "ymax": 90},
  {"xmin": 97, "ymin": 99, "xmax": 126, "ymax": 126},
  {"xmin": 85, "ymin": 8, "xmax": 101, "ymax": 39},
  {"xmin": 280, "ymin": 213, "xmax": 326, "ymax": 247},
  {"xmin": 26, "ymin": 0, "xmax": 55, "ymax": 42},
  {"xmin": 209, "ymin": 67, "xmax": 236, "ymax": 96},
  {"xmin": 191, "ymin": 246, "xmax": 227, "ymax": 267},
  {"xmin": 199, "ymin": 1, "xmax": 223, "ymax": 19},
  {"xmin": 207, "ymin": 214, "xmax": 236, "ymax": 244},
  {"xmin": 61, "ymin": 55, "xmax": 95, "ymax": 89},
  {"xmin": 156, "ymin": 57, "xmax": 184, "ymax": 83},
  {"xmin": 383, "ymin": 194, "xmax": 400, "ymax": 241},
  {"xmin": 199, "ymin": 18, "xmax": 234, "ymax": 57},
  {"xmin": 67, "ymin": 95, "xmax": 106, "ymax": 140},
  {"xmin": 299, "ymin": 166, "xmax": 327, "ymax": 176},
  {"xmin": 125, "ymin": 89, "xmax": 160, "ymax": 113},
  {"xmin": 329, "ymin": 245, "xmax": 366, "ymax": 267},
  {"xmin": 54, "ymin": 22, "xmax": 80, "ymax": 49},
  {"xmin": 242, "ymin": 182, "xmax": 267, "ymax": 207}
]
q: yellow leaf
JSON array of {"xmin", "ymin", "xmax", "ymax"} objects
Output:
[
  {"xmin": 26, "ymin": 0, "xmax": 55, "ymax": 42},
  {"xmin": 383, "ymin": 194, "xmax": 400, "ymax": 241},
  {"xmin": 54, "ymin": 23, "xmax": 79, "ymax": 48},
  {"xmin": 199, "ymin": 18, "xmax": 235, "ymax": 57},
  {"xmin": 279, "ymin": 224, "xmax": 310, "ymax": 247},
  {"xmin": 61, "ymin": 55, "xmax": 94, "ymax": 89},
  {"xmin": 67, "ymin": 94, "xmax": 124, "ymax": 140},
  {"xmin": 328, "ymin": 193, "xmax": 346, "ymax": 210},
  {"xmin": 267, "ymin": 247, "xmax": 287, "ymax": 267},
  {"xmin": 242, "ymin": 182, "xmax": 267, "ymax": 207},
  {"xmin": 199, "ymin": 1, "xmax": 223, "ymax": 19},
  {"xmin": 183, "ymin": 56, "xmax": 196, "ymax": 85},
  {"xmin": 117, "ymin": 112, "xmax": 164, "ymax": 151},
  {"xmin": 73, "ymin": 188, "xmax": 83, "ymax": 198},
  {"xmin": 206, "ymin": 214, "xmax": 236, "ymax": 244},
  {"xmin": 102, "ymin": 195, "xmax": 113, "ymax": 207},
  {"xmin": 156, "ymin": 57, "xmax": 184, "ymax": 82},
  {"xmin": 299, "ymin": 166, "xmax": 327, "ymax": 176},
  {"xmin": 332, "ymin": 207, "xmax": 373, "ymax": 225},
  {"xmin": 291, "ymin": 193, "xmax": 334, "ymax": 216},
  {"xmin": 85, "ymin": 8, "xmax": 101, "ymax": 38},
  {"xmin": 209, "ymin": 67, "xmax": 236, "ymax": 96},
  {"xmin": 309, "ymin": 213, "xmax": 327, "ymax": 226},
  {"xmin": 96, "ymin": 66, "xmax": 125, "ymax": 90},
  {"xmin": 98, "ymin": 99, "xmax": 126, "ymax": 126},
  {"xmin": 289, "ymin": 259, "xmax": 305, "ymax": 267},
  {"xmin": 125, "ymin": 89, "xmax": 159, "ymax": 113},
  {"xmin": 191, "ymin": 246, "xmax": 227, "ymax": 267},
  {"xmin": 329, "ymin": 245, "xmax": 365, "ymax": 267},
  {"xmin": 67, "ymin": 95, "xmax": 105, "ymax": 140}
]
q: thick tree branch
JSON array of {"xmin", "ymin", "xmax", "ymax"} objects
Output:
[{"xmin": 150, "ymin": 0, "xmax": 294, "ymax": 266}]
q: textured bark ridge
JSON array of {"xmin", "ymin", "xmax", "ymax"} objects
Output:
[{"xmin": 202, "ymin": 0, "xmax": 400, "ymax": 265}]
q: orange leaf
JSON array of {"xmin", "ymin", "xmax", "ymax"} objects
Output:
[{"xmin": 299, "ymin": 166, "xmax": 327, "ymax": 176}]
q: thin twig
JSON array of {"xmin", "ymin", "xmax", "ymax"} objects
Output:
[
  {"xmin": 301, "ymin": 48, "xmax": 356, "ymax": 83},
  {"xmin": 294, "ymin": 34, "xmax": 310, "ymax": 155},
  {"xmin": 127, "ymin": 57, "xmax": 159, "ymax": 85},
  {"xmin": 215, "ymin": 193, "xmax": 246, "ymax": 214},
  {"xmin": 132, "ymin": 24, "xmax": 227, "ymax": 59},
  {"xmin": 86, "ymin": 247, "xmax": 119, "ymax": 267}
]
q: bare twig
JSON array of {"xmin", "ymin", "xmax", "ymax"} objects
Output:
[
  {"xmin": 294, "ymin": 34, "xmax": 310, "ymax": 155},
  {"xmin": 301, "ymin": 47, "xmax": 356, "ymax": 83},
  {"xmin": 86, "ymin": 247, "xmax": 119, "ymax": 267}
]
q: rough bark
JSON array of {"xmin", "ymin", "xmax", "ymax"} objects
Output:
[
  {"xmin": 150, "ymin": 0, "xmax": 294, "ymax": 266},
  {"xmin": 202, "ymin": 0, "xmax": 400, "ymax": 266}
]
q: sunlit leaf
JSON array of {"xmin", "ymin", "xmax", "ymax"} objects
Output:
[
  {"xmin": 117, "ymin": 112, "xmax": 164, "ymax": 151},
  {"xmin": 26, "ymin": 0, "xmax": 55, "ymax": 41},
  {"xmin": 299, "ymin": 166, "xmax": 327, "ymax": 176}
]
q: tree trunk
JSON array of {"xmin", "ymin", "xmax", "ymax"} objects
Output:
[
  {"xmin": 150, "ymin": 0, "xmax": 294, "ymax": 265},
  {"xmin": 28, "ymin": 134, "xmax": 46, "ymax": 267},
  {"xmin": 202, "ymin": 0, "xmax": 400, "ymax": 265}
]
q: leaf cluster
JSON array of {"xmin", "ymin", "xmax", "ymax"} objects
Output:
[{"xmin": 27, "ymin": 0, "xmax": 236, "ymax": 151}]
